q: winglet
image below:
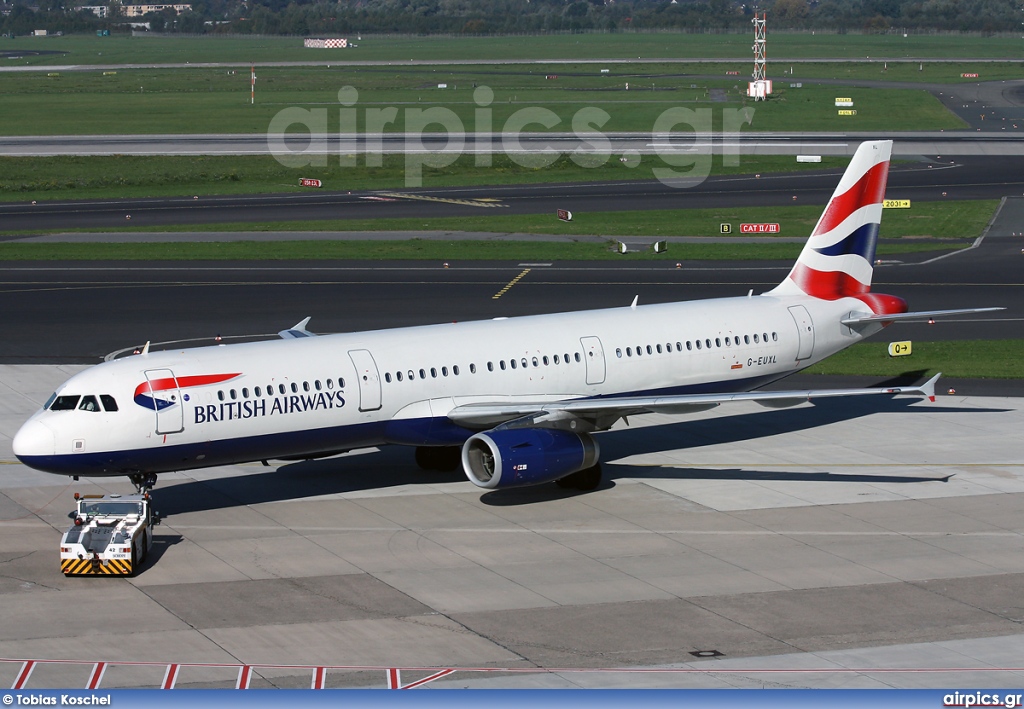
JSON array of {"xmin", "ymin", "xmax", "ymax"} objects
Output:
[
  {"xmin": 922, "ymin": 372, "xmax": 941, "ymax": 403},
  {"xmin": 279, "ymin": 316, "xmax": 315, "ymax": 339}
]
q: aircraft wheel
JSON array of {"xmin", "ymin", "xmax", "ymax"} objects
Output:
[
  {"xmin": 415, "ymin": 446, "xmax": 462, "ymax": 472},
  {"xmin": 434, "ymin": 446, "xmax": 462, "ymax": 472},
  {"xmin": 415, "ymin": 447, "xmax": 438, "ymax": 470}
]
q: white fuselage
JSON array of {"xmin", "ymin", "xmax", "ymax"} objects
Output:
[{"xmin": 13, "ymin": 292, "xmax": 879, "ymax": 478}]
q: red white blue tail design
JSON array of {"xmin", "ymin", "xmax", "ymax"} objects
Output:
[{"xmin": 769, "ymin": 140, "xmax": 891, "ymax": 299}]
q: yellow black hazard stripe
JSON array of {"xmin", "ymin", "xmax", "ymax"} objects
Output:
[{"xmin": 61, "ymin": 558, "xmax": 132, "ymax": 576}]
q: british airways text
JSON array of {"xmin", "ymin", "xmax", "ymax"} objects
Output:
[{"xmin": 193, "ymin": 392, "xmax": 346, "ymax": 424}]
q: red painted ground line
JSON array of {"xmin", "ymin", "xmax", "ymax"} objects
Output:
[
  {"xmin": 13, "ymin": 660, "xmax": 35, "ymax": 690},
  {"xmin": 86, "ymin": 663, "xmax": 106, "ymax": 690},
  {"xmin": 311, "ymin": 667, "xmax": 326, "ymax": 690},
  {"xmin": 161, "ymin": 664, "xmax": 179, "ymax": 690},
  {"xmin": 401, "ymin": 669, "xmax": 456, "ymax": 689},
  {"xmin": 236, "ymin": 666, "xmax": 252, "ymax": 690},
  {"xmin": 387, "ymin": 668, "xmax": 401, "ymax": 689}
]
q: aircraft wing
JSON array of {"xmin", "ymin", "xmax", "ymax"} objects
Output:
[
  {"xmin": 841, "ymin": 308, "xmax": 1004, "ymax": 325},
  {"xmin": 446, "ymin": 373, "xmax": 941, "ymax": 429},
  {"xmin": 278, "ymin": 316, "xmax": 316, "ymax": 339}
]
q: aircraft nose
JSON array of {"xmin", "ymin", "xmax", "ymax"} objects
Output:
[{"xmin": 12, "ymin": 419, "xmax": 55, "ymax": 461}]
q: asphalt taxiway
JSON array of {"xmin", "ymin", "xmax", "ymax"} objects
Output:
[{"xmin": 2, "ymin": 366, "xmax": 1024, "ymax": 688}]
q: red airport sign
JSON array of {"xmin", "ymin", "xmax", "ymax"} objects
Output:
[
  {"xmin": 961, "ymin": 73, "xmax": 979, "ymax": 78},
  {"xmin": 557, "ymin": 209, "xmax": 573, "ymax": 222},
  {"xmin": 740, "ymin": 223, "xmax": 780, "ymax": 234},
  {"xmin": 299, "ymin": 178, "xmax": 323, "ymax": 188}
]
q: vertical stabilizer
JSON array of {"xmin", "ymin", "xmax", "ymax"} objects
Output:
[{"xmin": 768, "ymin": 140, "xmax": 892, "ymax": 298}]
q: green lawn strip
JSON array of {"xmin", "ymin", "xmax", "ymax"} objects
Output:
[
  {"xmin": 0, "ymin": 200, "xmax": 996, "ymax": 244},
  {"xmin": 0, "ymin": 154, "xmax": 855, "ymax": 202},
  {"xmin": 5, "ymin": 33, "xmax": 1024, "ymax": 66},
  {"xmin": 0, "ymin": 239, "xmax": 966, "ymax": 262},
  {"xmin": 3, "ymin": 61, "xmax": 1011, "ymax": 97},
  {"xmin": 0, "ymin": 75, "xmax": 962, "ymax": 134},
  {"xmin": 804, "ymin": 340, "xmax": 1024, "ymax": 380}
]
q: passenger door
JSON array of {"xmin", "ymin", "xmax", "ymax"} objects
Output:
[
  {"xmin": 143, "ymin": 368, "xmax": 184, "ymax": 434},
  {"xmin": 348, "ymin": 349, "xmax": 382, "ymax": 412},
  {"xmin": 580, "ymin": 336, "xmax": 606, "ymax": 385}
]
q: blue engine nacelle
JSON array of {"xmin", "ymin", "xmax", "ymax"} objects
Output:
[{"xmin": 461, "ymin": 428, "xmax": 600, "ymax": 489}]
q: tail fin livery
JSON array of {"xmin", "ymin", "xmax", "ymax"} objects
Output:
[{"xmin": 768, "ymin": 140, "xmax": 892, "ymax": 299}]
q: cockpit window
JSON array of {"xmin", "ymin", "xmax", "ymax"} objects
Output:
[
  {"xmin": 49, "ymin": 395, "xmax": 81, "ymax": 411},
  {"xmin": 44, "ymin": 393, "xmax": 57, "ymax": 410},
  {"xmin": 79, "ymin": 396, "xmax": 100, "ymax": 412},
  {"xmin": 100, "ymin": 395, "xmax": 119, "ymax": 412}
]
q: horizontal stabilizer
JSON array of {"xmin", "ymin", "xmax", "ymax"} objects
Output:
[
  {"xmin": 447, "ymin": 373, "xmax": 941, "ymax": 428},
  {"xmin": 841, "ymin": 307, "xmax": 1004, "ymax": 326},
  {"xmin": 278, "ymin": 316, "xmax": 316, "ymax": 339}
]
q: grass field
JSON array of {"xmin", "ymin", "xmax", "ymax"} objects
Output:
[
  {"xmin": 0, "ymin": 238, "xmax": 969, "ymax": 262},
  {"xmin": 4, "ymin": 33, "xmax": 1024, "ymax": 66},
  {"xmin": 0, "ymin": 153, "xmax": 855, "ymax": 201},
  {"xmin": 0, "ymin": 199, "xmax": 997, "ymax": 243},
  {"xmin": 0, "ymin": 64, "xmax": 964, "ymax": 135},
  {"xmin": 805, "ymin": 339, "xmax": 1024, "ymax": 379}
]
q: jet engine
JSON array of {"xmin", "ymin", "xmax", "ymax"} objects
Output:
[{"xmin": 461, "ymin": 428, "xmax": 599, "ymax": 489}]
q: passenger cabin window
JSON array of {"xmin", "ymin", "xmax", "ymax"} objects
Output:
[
  {"xmin": 50, "ymin": 395, "xmax": 81, "ymax": 411},
  {"xmin": 99, "ymin": 395, "xmax": 118, "ymax": 412},
  {"xmin": 79, "ymin": 396, "xmax": 100, "ymax": 412}
]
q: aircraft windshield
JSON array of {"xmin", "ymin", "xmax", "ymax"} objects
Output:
[
  {"xmin": 79, "ymin": 501, "xmax": 144, "ymax": 517},
  {"xmin": 49, "ymin": 395, "xmax": 81, "ymax": 411}
]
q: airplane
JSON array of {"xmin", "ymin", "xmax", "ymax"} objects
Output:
[{"xmin": 12, "ymin": 140, "xmax": 1002, "ymax": 494}]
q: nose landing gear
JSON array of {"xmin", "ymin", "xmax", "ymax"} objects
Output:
[{"xmin": 128, "ymin": 472, "xmax": 158, "ymax": 494}]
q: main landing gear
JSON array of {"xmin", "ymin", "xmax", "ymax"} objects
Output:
[
  {"xmin": 414, "ymin": 446, "xmax": 462, "ymax": 472},
  {"xmin": 128, "ymin": 473, "xmax": 158, "ymax": 494}
]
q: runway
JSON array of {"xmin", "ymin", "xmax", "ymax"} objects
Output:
[
  {"xmin": 4, "ymin": 132, "xmax": 1024, "ymax": 157},
  {"xmin": 1, "ymin": 153, "xmax": 1022, "ymax": 231}
]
